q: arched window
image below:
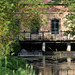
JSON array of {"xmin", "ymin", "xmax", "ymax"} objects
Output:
[{"xmin": 51, "ymin": 19, "xmax": 59, "ymax": 34}]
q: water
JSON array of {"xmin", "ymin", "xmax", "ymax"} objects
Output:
[{"xmin": 24, "ymin": 52, "xmax": 75, "ymax": 75}]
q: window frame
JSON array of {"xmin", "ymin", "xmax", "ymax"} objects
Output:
[
  {"xmin": 51, "ymin": 19, "xmax": 59, "ymax": 34},
  {"xmin": 31, "ymin": 19, "xmax": 40, "ymax": 34}
]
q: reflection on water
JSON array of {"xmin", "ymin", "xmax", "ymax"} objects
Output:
[{"xmin": 24, "ymin": 52, "xmax": 75, "ymax": 75}]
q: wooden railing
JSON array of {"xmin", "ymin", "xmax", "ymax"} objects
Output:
[{"xmin": 17, "ymin": 31, "xmax": 75, "ymax": 41}]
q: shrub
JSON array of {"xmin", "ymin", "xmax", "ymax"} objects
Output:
[{"xmin": 0, "ymin": 56, "xmax": 35, "ymax": 75}]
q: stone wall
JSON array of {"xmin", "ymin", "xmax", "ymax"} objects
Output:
[
  {"xmin": 39, "ymin": 5, "xmax": 69, "ymax": 40},
  {"xmin": 20, "ymin": 2, "xmax": 71, "ymax": 40},
  {"xmin": 40, "ymin": 12, "xmax": 69, "ymax": 31}
]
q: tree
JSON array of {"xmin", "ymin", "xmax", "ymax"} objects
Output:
[
  {"xmin": 0, "ymin": 0, "xmax": 21, "ymax": 56},
  {"xmin": 18, "ymin": 0, "xmax": 48, "ymax": 31},
  {"xmin": 0, "ymin": 0, "xmax": 49, "ymax": 56},
  {"xmin": 63, "ymin": 0, "xmax": 75, "ymax": 35}
]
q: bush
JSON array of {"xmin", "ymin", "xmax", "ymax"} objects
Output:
[
  {"xmin": 1, "ymin": 56, "xmax": 26, "ymax": 70},
  {"xmin": 0, "ymin": 67, "xmax": 13, "ymax": 75},
  {"xmin": 12, "ymin": 41, "xmax": 21, "ymax": 55},
  {"xmin": 0, "ymin": 56, "xmax": 35, "ymax": 75}
]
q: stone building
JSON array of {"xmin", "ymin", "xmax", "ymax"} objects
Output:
[
  {"xmin": 20, "ymin": 0, "xmax": 72, "ymax": 40},
  {"xmin": 40, "ymin": 0, "xmax": 69, "ymax": 40}
]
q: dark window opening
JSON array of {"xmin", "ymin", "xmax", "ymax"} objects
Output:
[
  {"xmin": 51, "ymin": 19, "xmax": 59, "ymax": 34},
  {"xmin": 31, "ymin": 27, "xmax": 39, "ymax": 34},
  {"xmin": 31, "ymin": 19, "xmax": 39, "ymax": 34}
]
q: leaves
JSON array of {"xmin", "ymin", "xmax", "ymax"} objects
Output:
[
  {"xmin": 0, "ymin": 0, "xmax": 21, "ymax": 56},
  {"xmin": 0, "ymin": 0, "xmax": 47, "ymax": 56},
  {"xmin": 63, "ymin": 0, "xmax": 75, "ymax": 35}
]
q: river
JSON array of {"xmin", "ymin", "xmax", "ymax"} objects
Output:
[{"xmin": 23, "ymin": 51, "xmax": 75, "ymax": 75}]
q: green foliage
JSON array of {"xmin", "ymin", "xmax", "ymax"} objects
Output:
[
  {"xmin": 0, "ymin": 0, "xmax": 48, "ymax": 56},
  {"xmin": 64, "ymin": 30, "xmax": 71, "ymax": 36},
  {"xmin": 64, "ymin": 13, "xmax": 75, "ymax": 35},
  {"xmin": 0, "ymin": 67, "xmax": 13, "ymax": 75},
  {"xmin": 31, "ymin": 16, "xmax": 40, "ymax": 31},
  {"xmin": 63, "ymin": 0, "xmax": 75, "ymax": 35},
  {"xmin": 0, "ymin": 56, "xmax": 35, "ymax": 75},
  {"xmin": 19, "ymin": 4, "xmax": 45, "ymax": 29},
  {"xmin": 12, "ymin": 41, "xmax": 21, "ymax": 55},
  {"xmin": 50, "ymin": 36, "xmax": 53, "ymax": 40},
  {"xmin": 0, "ymin": 0, "xmax": 21, "ymax": 56}
]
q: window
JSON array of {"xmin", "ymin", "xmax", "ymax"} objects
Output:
[
  {"xmin": 31, "ymin": 19, "xmax": 39, "ymax": 34},
  {"xmin": 31, "ymin": 27, "xmax": 39, "ymax": 34},
  {"xmin": 51, "ymin": 19, "xmax": 59, "ymax": 34}
]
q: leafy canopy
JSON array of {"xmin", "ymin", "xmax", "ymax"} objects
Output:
[
  {"xmin": 63, "ymin": 0, "xmax": 75, "ymax": 35},
  {"xmin": 0, "ymin": 0, "xmax": 48, "ymax": 56}
]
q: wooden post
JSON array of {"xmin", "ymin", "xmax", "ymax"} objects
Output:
[
  {"xmin": 67, "ymin": 33, "xmax": 70, "ymax": 40},
  {"xmin": 42, "ymin": 42, "xmax": 45, "ymax": 52},
  {"xmin": 61, "ymin": 30, "xmax": 62, "ymax": 40},
  {"xmin": 43, "ymin": 56, "xmax": 45, "ymax": 75},
  {"xmin": 55, "ymin": 32, "xmax": 56, "ymax": 40},
  {"xmin": 24, "ymin": 30, "xmax": 25, "ymax": 40},
  {"xmin": 30, "ymin": 33, "xmax": 31, "ymax": 40},
  {"xmin": 67, "ymin": 42, "xmax": 71, "ymax": 51},
  {"xmin": 42, "ymin": 32, "xmax": 44, "ymax": 40}
]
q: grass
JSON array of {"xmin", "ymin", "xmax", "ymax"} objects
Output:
[{"xmin": 0, "ymin": 56, "xmax": 35, "ymax": 75}]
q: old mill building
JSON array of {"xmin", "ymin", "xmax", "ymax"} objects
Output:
[{"xmin": 19, "ymin": 0, "xmax": 75, "ymax": 40}]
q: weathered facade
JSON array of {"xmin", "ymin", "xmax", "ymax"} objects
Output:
[
  {"xmin": 38, "ymin": 0, "xmax": 69, "ymax": 40},
  {"xmin": 20, "ymin": 0, "xmax": 74, "ymax": 40},
  {"xmin": 24, "ymin": 0, "xmax": 70, "ymax": 40}
]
